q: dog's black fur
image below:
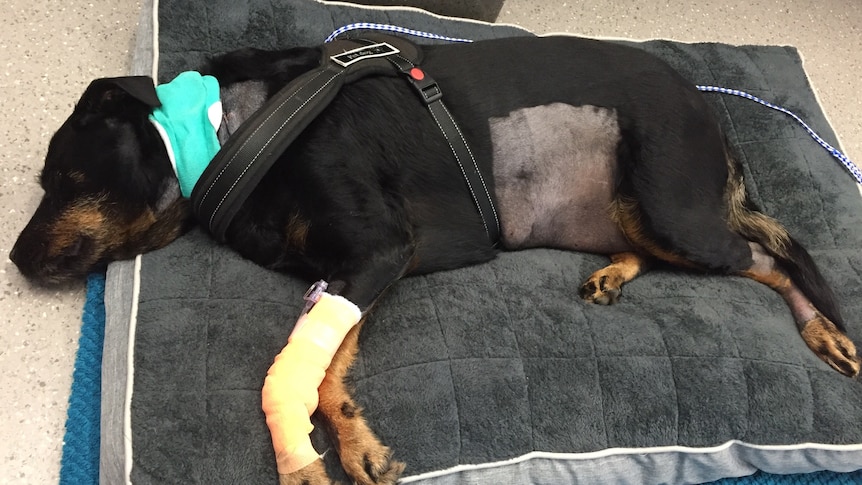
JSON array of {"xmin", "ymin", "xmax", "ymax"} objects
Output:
[{"xmin": 11, "ymin": 36, "xmax": 861, "ymax": 484}]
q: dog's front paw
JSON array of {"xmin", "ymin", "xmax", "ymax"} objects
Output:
[
  {"xmin": 279, "ymin": 458, "xmax": 339, "ymax": 485},
  {"xmin": 801, "ymin": 314, "xmax": 861, "ymax": 377},
  {"xmin": 579, "ymin": 273, "xmax": 623, "ymax": 305},
  {"xmin": 339, "ymin": 436, "xmax": 404, "ymax": 485}
]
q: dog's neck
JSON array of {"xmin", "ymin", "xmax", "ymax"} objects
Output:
[
  {"xmin": 149, "ymin": 73, "xmax": 271, "ymax": 201},
  {"xmin": 148, "ymin": 71, "xmax": 222, "ymax": 199},
  {"xmin": 216, "ymin": 80, "xmax": 269, "ymax": 145}
]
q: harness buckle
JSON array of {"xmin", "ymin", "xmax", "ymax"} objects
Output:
[
  {"xmin": 417, "ymin": 82, "xmax": 443, "ymax": 103},
  {"xmin": 405, "ymin": 68, "xmax": 442, "ymax": 104}
]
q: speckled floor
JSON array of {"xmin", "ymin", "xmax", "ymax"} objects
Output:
[{"xmin": 1, "ymin": 0, "xmax": 859, "ymax": 483}]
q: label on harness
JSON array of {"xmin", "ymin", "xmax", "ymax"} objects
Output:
[{"xmin": 330, "ymin": 42, "xmax": 400, "ymax": 67}]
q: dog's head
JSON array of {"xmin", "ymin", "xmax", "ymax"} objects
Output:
[{"xmin": 11, "ymin": 76, "xmax": 193, "ymax": 285}]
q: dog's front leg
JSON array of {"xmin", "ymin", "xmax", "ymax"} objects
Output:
[
  {"xmin": 280, "ymin": 243, "xmax": 412, "ymax": 485},
  {"xmin": 317, "ymin": 320, "xmax": 405, "ymax": 485},
  {"xmin": 313, "ymin": 252, "xmax": 412, "ymax": 485},
  {"xmin": 275, "ymin": 318, "xmax": 404, "ymax": 485}
]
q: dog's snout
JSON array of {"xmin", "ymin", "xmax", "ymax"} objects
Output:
[
  {"xmin": 12, "ymin": 223, "xmax": 96, "ymax": 284},
  {"xmin": 11, "ymin": 194, "xmax": 99, "ymax": 284}
]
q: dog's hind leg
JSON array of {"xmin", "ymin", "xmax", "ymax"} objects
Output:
[
  {"xmin": 740, "ymin": 242, "xmax": 860, "ymax": 376},
  {"xmin": 576, "ymin": 193, "xmax": 711, "ymax": 306},
  {"xmin": 601, "ymin": 191, "xmax": 860, "ymax": 377},
  {"xmin": 720, "ymin": 152, "xmax": 860, "ymax": 376},
  {"xmin": 613, "ymin": 127, "xmax": 860, "ymax": 376}
]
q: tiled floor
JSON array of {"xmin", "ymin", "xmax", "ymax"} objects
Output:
[
  {"xmin": 1, "ymin": 0, "xmax": 859, "ymax": 483},
  {"xmin": 2, "ymin": 2, "xmax": 141, "ymax": 483}
]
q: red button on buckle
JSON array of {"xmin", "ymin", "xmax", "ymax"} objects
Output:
[{"xmin": 409, "ymin": 68, "xmax": 425, "ymax": 81}]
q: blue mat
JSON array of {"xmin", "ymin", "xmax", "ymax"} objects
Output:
[
  {"xmin": 60, "ymin": 273, "xmax": 104, "ymax": 485},
  {"xmin": 708, "ymin": 470, "xmax": 862, "ymax": 484},
  {"xmin": 59, "ymin": 273, "xmax": 861, "ymax": 484}
]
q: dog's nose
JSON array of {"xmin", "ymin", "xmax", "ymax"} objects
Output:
[
  {"xmin": 9, "ymin": 244, "xmax": 18, "ymax": 263},
  {"xmin": 9, "ymin": 239, "xmax": 23, "ymax": 268},
  {"xmin": 9, "ymin": 235, "xmax": 37, "ymax": 278},
  {"xmin": 10, "ymin": 222, "xmax": 51, "ymax": 280}
]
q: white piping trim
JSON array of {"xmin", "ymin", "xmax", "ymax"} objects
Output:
[
  {"xmin": 313, "ymin": 0, "xmax": 524, "ymax": 31},
  {"xmin": 535, "ymin": 31, "xmax": 751, "ymax": 44},
  {"xmin": 123, "ymin": 254, "xmax": 142, "ymax": 485},
  {"xmin": 315, "ymin": 1, "xmax": 762, "ymax": 48},
  {"xmin": 121, "ymin": 1, "xmax": 157, "ymax": 481},
  {"xmin": 151, "ymin": 0, "xmax": 159, "ymax": 82},
  {"xmin": 399, "ymin": 440, "xmax": 862, "ymax": 483}
]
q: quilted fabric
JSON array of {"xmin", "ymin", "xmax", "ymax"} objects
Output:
[{"xmin": 124, "ymin": 0, "xmax": 862, "ymax": 483}]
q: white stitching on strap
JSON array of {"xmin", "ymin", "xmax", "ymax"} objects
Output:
[
  {"xmin": 439, "ymin": 102, "xmax": 500, "ymax": 234},
  {"xmin": 426, "ymin": 104, "xmax": 491, "ymax": 237},
  {"xmin": 207, "ymin": 69, "xmax": 345, "ymax": 228},
  {"xmin": 196, "ymin": 68, "xmax": 330, "ymax": 213}
]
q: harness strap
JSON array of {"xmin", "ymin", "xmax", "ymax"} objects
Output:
[
  {"xmin": 381, "ymin": 49, "xmax": 501, "ymax": 243},
  {"xmin": 192, "ymin": 63, "xmax": 346, "ymax": 239},
  {"xmin": 191, "ymin": 34, "xmax": 500, "ymax": 245}
]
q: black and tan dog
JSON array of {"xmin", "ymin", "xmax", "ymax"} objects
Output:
[{"xmin": 11, "ymin": 35, "xmax": 861, "ymax": 484}]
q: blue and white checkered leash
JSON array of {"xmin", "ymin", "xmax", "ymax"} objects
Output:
[
  {"xmin": 325, "ymin": 23, "xmax": 472, "ymax": 44},
  {"xmin": 696, "ymin": 86, "xmax": 862, "ymax": 184},
  {"xmin": 326, "ymin": 23, "xmax": 862, "ymax": 185}
]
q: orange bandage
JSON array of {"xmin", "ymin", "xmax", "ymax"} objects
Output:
[{"xmin": 261, "ymin": 293, "xmax": 361, "ymax": 474}]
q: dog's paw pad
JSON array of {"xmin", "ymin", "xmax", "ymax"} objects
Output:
[
  {"xmin": 579, "ymin": 274, "xmax": 622, "ymax": 305},
  {"xmin": 801, "ymin": 315, "xmax": 861, "ymax": 378}
]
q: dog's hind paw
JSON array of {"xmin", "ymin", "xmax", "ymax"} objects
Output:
[
  {"xmin": 801, "ymin": 314, "xmax": 861, "ymax": 378},
  {"xmin": 579, "ymin": 273, "xmax": 623, "ymax": 305}
]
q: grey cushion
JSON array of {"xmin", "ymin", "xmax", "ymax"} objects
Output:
[{"xmin": 107, "ymin": 0, "xmax": 862, "ymax": 483}]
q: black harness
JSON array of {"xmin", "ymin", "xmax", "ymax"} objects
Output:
[{"xmin": 190, "ymin": 34, "xmax": 500, "ymax": 245}]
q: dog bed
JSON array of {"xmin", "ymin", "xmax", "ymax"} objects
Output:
[{"xmin": 96, "ymin": 0, "xmax": 862, "ymax": 483}]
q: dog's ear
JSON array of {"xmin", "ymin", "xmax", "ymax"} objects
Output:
[{"xmin": 76, "ymin": 76, "xmax": 161, "ymax": 115}]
